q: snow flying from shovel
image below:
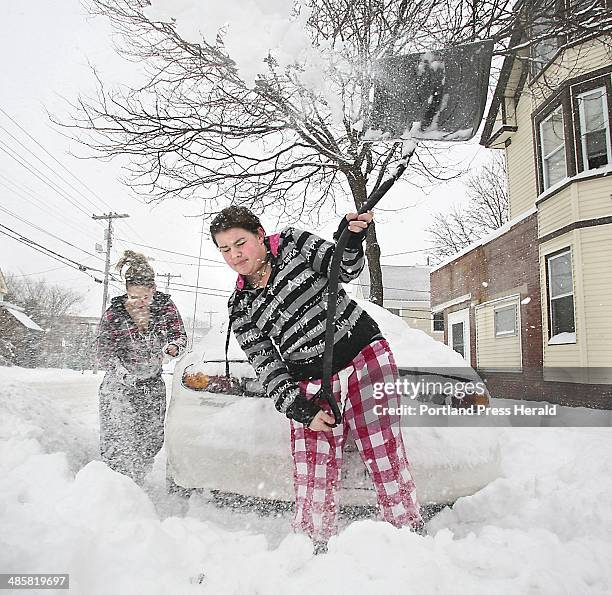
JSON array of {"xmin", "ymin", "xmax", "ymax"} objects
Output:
[
  {"xmin": 316, "ymin": 40, "xmax": 494, "ymax": 426},
  {"xmin": 364, "ymin": 39, "xmax": 494, "ymax": 143}
]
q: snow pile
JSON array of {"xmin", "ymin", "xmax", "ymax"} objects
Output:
[
  {"xmin": 1, "ymin": 367, "xmax": 612, "ymax": 594},
  {"xmin": 357, "ymin": 299, "xmax": 467, "ymax": 368},
  {"xmin": 0, "ymin": 377, "xmax": 97, "ymax": 471}
]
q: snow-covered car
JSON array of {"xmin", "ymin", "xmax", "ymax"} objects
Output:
[{"xmin": 166, "ymin": 300, "xmax": 502, "ymax": 508}]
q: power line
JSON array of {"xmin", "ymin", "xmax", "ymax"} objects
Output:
[
  {"xmin": 11, "ymin": 265, "xmax": 71, "ymax": 277},
  {"xmin": 0, "ymin": 203, "xmax": 105, "ymax": 263},
  {"xmin": 115, "ymin": 236, "xmax": 225, "ymax": 266},
  {"xmin": 0, "ymin": 122, "xmax": 103, "ymax": 214},
  {"xmin": 381, "ymin": 247, "xmax": 432, "ymax": 257},
  {"xmin": 157, "ymin": 272, "xmax": 181, "ymax": 293},
  {"xmin": 0, "ymin": 106, "xmax": 149, "ymax": 244},
  {"xmin": 169, "ymin": 280, "xmax": 231, "ymax": 295},
  {"xmin": 0, "ymin": 106, "xmax": 114, "ymax": 211},
  {"xmin": 351, "ymin": 281, "xmax": 431, "ymax": 294},
  {"xmin": 0, "ymin": 224, "xmax": 104, "ymax": 282},
  {"xmin": 0, "ymin": 174, "xmax": 94, "ymax": 239},
  {"xmin": 0, "ymin": 141, "xmax": 99, "ymax": 222},
  {"xmin": 164, "ymin": 285, "xmax": 230, "ymax": 299}
]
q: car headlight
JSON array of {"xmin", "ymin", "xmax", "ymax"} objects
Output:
[
  {"xmin": 182, "ymin": 369, "xmax": 245, "ymax": 395},
  {"xmin": 183, "ymin": 371, "xmax": 210, "ymax": 390}
]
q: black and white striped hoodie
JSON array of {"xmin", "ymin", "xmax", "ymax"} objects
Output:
[{"xmin": 228, "ymin": 224, "xmax": 381, "ymax": 423}]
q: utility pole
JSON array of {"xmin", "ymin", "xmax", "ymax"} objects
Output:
[
  {"xmin": 93, "ymin": 212, "xmax": 130, "ymax": 320},
  {"xmin": 200, "ymin": 310, "xmax": 217, "ymax": 328},
  {"xmin": 191, "ymin": 217, "xmax": 206, "ymax": 347},
  {"xmin": 157, "ymin": 272, "xmax": 181, "ymax": 294}
]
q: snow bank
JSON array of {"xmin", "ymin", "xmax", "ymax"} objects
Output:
[
  {"xmin": 2, "ymin": 367, "xmax": 612, "ymax": 594},
  {"xmin": 0, "ymin": 378, "xmax": 98, "ymax": 471},
  {"xmin": 189, "ymin": 298, "xmax": 468, "ymax": 369},
  {"xmin": 357, "ymin": 299, "xmax": 467, "ymax": 368}
]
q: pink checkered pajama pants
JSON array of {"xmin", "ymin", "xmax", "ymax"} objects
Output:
[{"xmin": 290, "ymin": 339, "xmax": 422, "ymax": 543}]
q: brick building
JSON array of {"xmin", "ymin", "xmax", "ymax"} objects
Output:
[{"xmin": 431, "ymin": 15, "xmax": 612, "ymax": 408}]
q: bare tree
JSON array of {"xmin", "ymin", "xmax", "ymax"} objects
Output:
[
  {"xmin": 58, "ymin": 0, "xmax": 611, "ymax": 303},
  {"xmin": 4, "ymin": 274, "xmax": 85, "ymax": 367},
  {"xmin": 427, "ymin": 152, "xmax": 509, "ymax": 262},
  {"xmin": 464, "ymin": 152, "xmax": 509, "ymax": 231},
  {"xmin": 6, "ymin": 275, "xmax": 84, "ymax": 324}
]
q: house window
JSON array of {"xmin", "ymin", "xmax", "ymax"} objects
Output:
[
  {"xmin": 534, "ymin": 70, "xmax": 612, "ymax": 195},
  {"xmin": 494, "ymin": 304, "xmax": 518, "ymax": 336},
  {"xmin": 540, "ymin": 105, "xmax": 567, "ymax": 189},
  {"xmin": 577, "ymin": 87, "xmax": 611, "ymax": 171},
  {"xmin": 530, "ymin": 9, "xmax": 559, "ymax": 77},
  {"xmin": 546, "ymin": 249, "xmax": 576, "ymax": 340},
  {"xmin": 433, "ymin": 312, "xmax": 445, "ymax": 332}
]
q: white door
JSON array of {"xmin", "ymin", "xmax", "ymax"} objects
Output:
[{"xmin": 447, "ymin": 308, "xmax": 471, "ymax": 363}]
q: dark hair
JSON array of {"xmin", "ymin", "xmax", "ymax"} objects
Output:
[
  {"xmin": 209, "ymin": 206, "xmax": 263, "ymax": 246},
  {"xmin": 115, "ymin": 250, "xmax": 155, "ymax": 288}
]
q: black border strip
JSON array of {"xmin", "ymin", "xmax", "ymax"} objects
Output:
[{"xmin": 539, "ymin": 215, "xmax": 612, "ymax": 244}]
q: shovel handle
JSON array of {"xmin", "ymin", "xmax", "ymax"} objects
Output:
[{"xmin": 319, "ymin": 143, "xmax": 418, "ymax": 426}]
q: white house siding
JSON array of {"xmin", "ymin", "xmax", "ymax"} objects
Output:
[{"xmin": 475, "ymin": 297, "xmax": 522, "ymax": 371}]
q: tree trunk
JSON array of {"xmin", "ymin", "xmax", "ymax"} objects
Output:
[
  {"xmin": 349, "ymin": 173, "xmax": 384, "ymax": 306},
  {"xmin": 365, "ymin": 224, "xmax": 383, "ymax": 306}
]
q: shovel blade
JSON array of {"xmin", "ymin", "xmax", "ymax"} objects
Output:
[{"xmin": 364, "ymin": 39, "xmax": 494, "ymax": 142}]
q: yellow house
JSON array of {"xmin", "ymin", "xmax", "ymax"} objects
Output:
[
  {"xmin": 432, "ymin": 8, "xmax": 611, "ymax": 407},
  {"xmin": 480, "ymin": 19, "xmax": 611, "ymax": 393}
]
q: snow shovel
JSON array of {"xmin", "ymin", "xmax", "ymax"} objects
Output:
[{"xmin": 314, "ymin": 39, "xmax": 494, "ymax": 426}]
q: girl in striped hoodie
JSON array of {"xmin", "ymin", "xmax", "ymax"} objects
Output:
[{"xmin": 211, "ymin": 207, "xmax": 422, "ymax": 552}]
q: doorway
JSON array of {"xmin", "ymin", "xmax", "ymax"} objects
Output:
[{"xmin": 447, "ymin": 308, "xmax": 471, "ymax": 363}]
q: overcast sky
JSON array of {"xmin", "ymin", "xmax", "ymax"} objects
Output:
[{"xmin": 0, "ymin": 0, "xmax": 493, "ymax": 326}]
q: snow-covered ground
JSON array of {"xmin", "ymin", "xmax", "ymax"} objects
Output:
[{"xmin": 1, "ymin": 366, "xmax": 611, "ymax": 594}]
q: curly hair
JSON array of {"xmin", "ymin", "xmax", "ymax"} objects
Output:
[
  {"xmin": 115, "ymin": 250, "xmax": 155, "ymax": 288},
  {"xmin": 209, "ymin": 206, "xmax": 264, "ymax": 245}
]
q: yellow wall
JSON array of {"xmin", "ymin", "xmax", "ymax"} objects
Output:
[
  {"xmin": 507, "ymin": 95, "xmax": 538, "ymax": 219},
  {"xmin": 539, "ymin": 177, "xmax": 612, "ymax": 238},
  {"xmin": 503, "ymin": 35, "xmax": 611, "ymax": 218},
  {"xmin": 580, "ymin": 226, "xmax": 612, "ymax": 367},
  {"xmin": 539, "ymin": 226, "xmax": 612, "ymax": 372},
  {"xmin": 577, "ymin": 176, "xmax": 612, "ymax": 220},
  {"xmin": 400, "ymin": 307, "xmax": 444, "ymax": 341},
  {"xmin": 538, "ymin": 186, "xmax": 574, "ymax": 237},
  {"xmin": 531, "ymin": 37, "xmax": 611, "ymax": 107},
  {"xmin": 475, "ymin": 298, "xmax": 522, "ymax": 370}
]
